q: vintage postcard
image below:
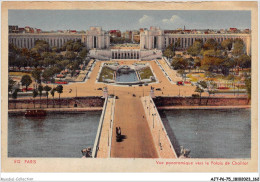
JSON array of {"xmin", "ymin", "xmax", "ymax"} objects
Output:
[{"xmin": 1, "ymin": 1, "xmax": 258, "ymax": 177}]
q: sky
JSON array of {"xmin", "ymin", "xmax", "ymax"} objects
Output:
[{"xmin": 8, "ymin": 10, "xmax": 251, "ymax": 31}]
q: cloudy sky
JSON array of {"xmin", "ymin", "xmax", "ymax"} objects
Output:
[{"xmin": 9, "ymin": 10, "xmax": 251, "ymax": 31}]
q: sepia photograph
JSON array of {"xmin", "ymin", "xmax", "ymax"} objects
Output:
[{"xmin": 1, "ymin": 1, "xmax": 258, "ymax": 178}]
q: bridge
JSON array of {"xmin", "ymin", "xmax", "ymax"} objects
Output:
[{"xmin": 92, "ymin": 90, "xmax": 178, "ymax": 158}]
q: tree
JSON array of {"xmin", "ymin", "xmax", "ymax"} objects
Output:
[
  {"xmin": 203, "ymin": 38, "xmax": 218, "ymax": 50},
  {"xmin": 21, "ymin": 75, "xmax": 32, "ymax": 92},
  {"xmin": 42, "ymin": 68, "xmax": 55, "ymax": 82},
  {"xmin": 31, "ymin": 68, "xmax": 42, "ymax": 84},
  {"xmin": 198, "ymin": 81, "xmax": 208, "ymax": 89},
  {"xmin": 171, "ymin": 57, "xmax": 188, "ymax": 70},
  {"xmin": 187, "ymin": 41, "xmax": 203, "ymax": 56},
  {"xmin": 198, "ymin": 81, "xmax": 209, "ymax": 105},
  {"xmin": 65, "ymin": 51, "xmax": 76, "ymax": 60},
  {"xmin": 237, "ymin": 54, "xmax": 251, "ymax": 69},
  {"xmin": 56, "ymin": 85, "xmax": 63, "ymax": 108},
  {"xmin": 221, "ymin": 39, "xmax": 233, "ymax": 51},
  {"xmin": 209, "ymin": 81, "xmax": 217, "ymax": 95},
  {"xmin": 245, "ymin": 76, "xmax": 251, "ymax": 100},
  {"xmin": 226, "ymin": 74, "xmax": 235, "ymax": 94},
  {"xmin": 33, "ymin": 89, "xmax": 38, "ymax": 109},
  {"xmin": 38, "ymin": 85, "xmax": 43, "ymax": 108},
  {"xmin": 11, "ymin": 89, "xmax": 19, "ymax": 109},
  {"xmin": 43, "ymin": 58, "xmax": 56, "ymax": 67},
  {"xmin": 8, "ymin": 78, "xmax": 16, "ymax": 94},
  {"xmin": 79, "ymin": 48, "xmax": 88, "ymax": 60},
  {"xmin": 195, "ymin": 85, "xmax": 204, "ymax": 105},
  {"xmin": 50, "ymin": 88, "xmax": 56, "ymax": 108},
  {"xmin": 163, "ymin": 48, "xmax": 175, "ymax": 59},
  {"xmin": 57, "ymin": 60, "xmax": 70, "ymax": 70},
  {"xmin": 34, "ymin": 40, "xmax": 50, "ymax": 53},
  {"xmin": 232, "ymin": 39, "xmax": 245, "ymax": 56},
  {"xmin": 44, "ymin": 85, "xmax": 52, "ymax": 108},
  {"xmin": 186, "ymin": 57, "xmax": 194, "ymax": 72},
  {"xmin": 194, "ymin": 57, "xmax": 201, "ymax": 72}
]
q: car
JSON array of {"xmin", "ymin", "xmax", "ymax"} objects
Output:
[
  {"xmin": 177, "ymin": 81, "xmax": 184, "ymax": 86},
  {"xmin": 156, "ymin": 88, "xmax": 161, "ymax": 91},
  {"xmin": 97, "ymin": 88, "xmax": 102, "ymax": 90}
]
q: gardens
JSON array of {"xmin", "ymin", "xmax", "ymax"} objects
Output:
[
  {"xmin": 163, "ymin": 38, "xmax": 251, "ymax": 97},
  {"xmin": 8, "ymin": 39, "xmax": 90, "ymax": 100}
]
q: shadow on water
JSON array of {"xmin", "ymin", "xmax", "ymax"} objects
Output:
[
  {"xmin": 159, "ymin": 110, "xmax": 181, "ymax": 157},
  {"xmin": 116, "ymin": 135, "xmax": 127, "ymax": 142}
]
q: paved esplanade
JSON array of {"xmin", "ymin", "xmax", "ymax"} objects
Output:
[
  {"xmin": 111, "ymin": 93, "xmax": 158, "ymax": 158},
  {"xmin": 33, "ymin": 59, "xmax": 198, "ymax": 158}
]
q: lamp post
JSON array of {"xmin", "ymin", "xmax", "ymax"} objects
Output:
[
  {"xmin": 149, "ymin": 100, "xmax": 151, "ymax": 116},
  {"xmin": 152, "ymin": 113, "xmax": 156, "ymax": 128},
  {"xmin": 158, "ymin": 129, "xmax": 160, "ymax": 147}
]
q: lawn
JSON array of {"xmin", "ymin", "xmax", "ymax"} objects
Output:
[
  {"xmin": 98, "ymin": 67, "xmax": 115, "ymax": 82},
  {"xmin": 139, "ymin": 67, "xmax": 154, "ymax": 80}
]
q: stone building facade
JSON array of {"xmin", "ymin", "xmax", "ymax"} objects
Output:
[
  {"xmin": 84, "ymin": 27, "xmax": 110, "ymax": 49},
  {"xmin": 9, "ymin": 26, "xmax": 251, "ymax": 58},
  {"xmin": 8, "ymin": 27, "xmax": 110, "ymax": 50},
  {"xmin": 140, "ymin": 26, "xmax": 251, "ymax": 55}
]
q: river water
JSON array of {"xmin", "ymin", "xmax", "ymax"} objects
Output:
[
  {"xmin": 161, "ymin": 109, "xmax": 251, "ymax": 158},
  {"xmin": 8, "ymin": 112, "xmax": 101, "ymax": 158}
]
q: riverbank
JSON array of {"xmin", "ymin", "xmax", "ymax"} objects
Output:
[
  {"xmin": 8, "ymin": 107, "xmax": 103, "ymax": 115},
  {"xmin": 157, "ymin": 105, "xmax": 251, "ymax": 110}
]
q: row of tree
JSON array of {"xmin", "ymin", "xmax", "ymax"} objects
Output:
[{"xmin": 11, "ymin": 83, "xmax": 64, "ymax": 109}]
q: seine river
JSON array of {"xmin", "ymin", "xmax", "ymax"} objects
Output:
[
  {"xmin": 8, "ymin": 112, "xmax": 101, "ymax": 158},
  {"xmin": 162, "ymin": 109, "xmax": 251, "ymax": 158}
]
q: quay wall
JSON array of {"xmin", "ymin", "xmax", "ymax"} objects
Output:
[
  {"xmin": 8, "ymin": 96, "xmax": 105, "ymax": 109},
  {"xmin": 153, "ymin": 96, "xmax": 250, "ymax": 107}
]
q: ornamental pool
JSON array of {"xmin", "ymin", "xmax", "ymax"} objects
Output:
[{"xmin": 115, "ymin": 71, "xmax": 139, "ymax": 83}]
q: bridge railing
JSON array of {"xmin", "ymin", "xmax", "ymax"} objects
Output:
[
  {"xmin": 141, "ymin": 96, "xmax": 178, "ymax": 158},
  {"xmin": 92, "ymin": 96, "xmax": 108, "ymax": 158}
]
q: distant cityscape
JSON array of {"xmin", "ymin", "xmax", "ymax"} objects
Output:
[{"xmin": 9, "ymin": 25, "xmax": 251, "ymax": 44}]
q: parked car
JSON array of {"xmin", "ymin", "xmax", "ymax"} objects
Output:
[
  {"xmin": 22, "ymin": 88, "xmax": 33, "ymax": 92},
  {"xmin": 55, "ymin": 81, "xmax": 68, "ymax": 84},
  {"xmin": 177, "ymin": 81, "xmax": 184, "ymax": 86}
]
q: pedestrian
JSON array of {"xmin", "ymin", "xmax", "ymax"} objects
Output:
[
  {"xmin": 116, "ymin": 127, "xmax": 118, "ymax": 135},
  {"xmin": 118, "ymin": 127, "xmax": 121, "ymax": 135}
]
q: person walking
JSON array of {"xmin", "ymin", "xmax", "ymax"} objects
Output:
[
  {"xmin": 116, "ymin": 127, "xmax": 119, "ymax": 135},
  {"xmin": 118, "ymin": 127, "xmax": 121, "ymax": 136}
]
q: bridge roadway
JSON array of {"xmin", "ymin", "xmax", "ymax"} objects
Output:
[{"xmin": 110, "ymin": 93, "xmax": 158, "ymax": 158}]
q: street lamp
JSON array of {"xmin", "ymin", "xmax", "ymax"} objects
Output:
[
  {"xmin": 152, "ymin": 113, "xmax": 156, "ymax": 128},
  {"xmin": 158, "ymin": 129, "xmax": 160, "ymax": 148},
  {"xmin": 149, "ymin": 99, "xmax": 151, "ymax": 115}
]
